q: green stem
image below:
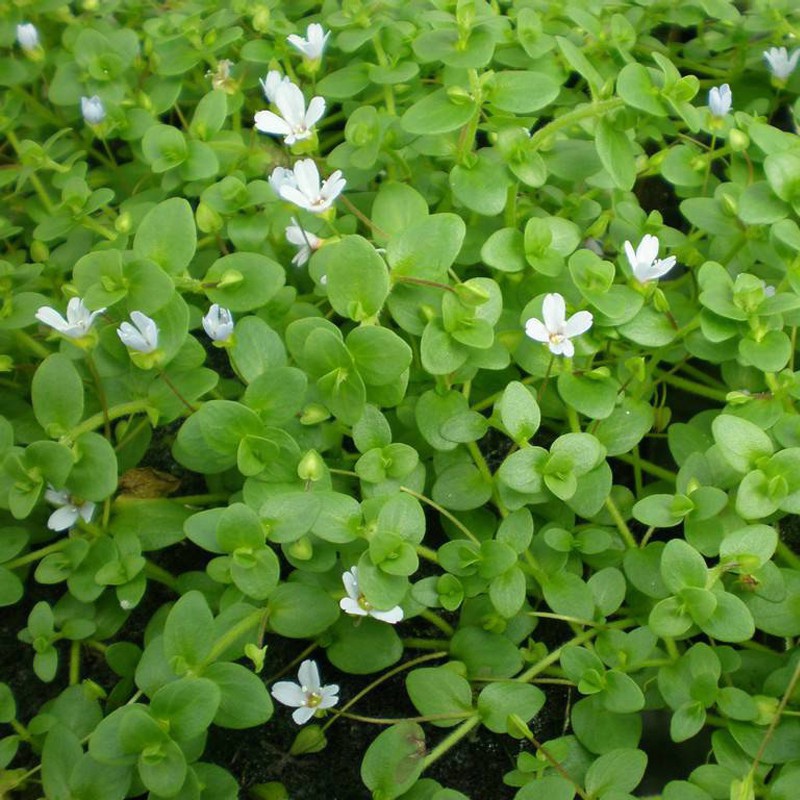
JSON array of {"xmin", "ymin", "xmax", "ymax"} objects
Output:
[
  {"xmin": 455, "ymin": 69, "xmax": 482, "ymax": 164},
  {"xmin": 776, "ymin": 540, "xmax": 800, "ymax": 571},
  {"xmin": 10, "ymin": 719, "xmax": 32, "ymax": 743},
  {"xmin": 13, "ymin": 329, "xmax": 51, "ymax": 359},
  {"xmin": 419, "ymin": 609, "xmax": 454, "ymax": 637},
  {"xmin": 604, "ymin": 495, "xmax": 638, "ymax": 548},
  {"xmin": 393, "ymin": 275, "xmax": 457, "ymax": 293},
  {"xmin": 529, "ymin": 98, "xmax": 624, "ymax": 152},
  {"xmin": 144, "ymin": 561, "xmax": 179, "ymax": 591},
  {"xmin": 80, "ymin": 215, "xmax": 118, "ymax": 241},
  {"xmin": 169, "ymin": 493, "xmax": 230, "ymax": 506},
  {"xmin": 399, "ymin": 486, "xmax": 480, "ymax": 545},
  {"xmin": 66, "ymin": 399, "xmax": 151, "ymax": 441},
  {"xmin": 655, "ymin": 371, "xmax": 728, "ymax": 403},
  {"xmin": 202, "ymin": 608, "xmax": 265, "ymax": 667},
  {"xmin": 613, "ymin": 452, "xmax": 677, "ymax": 483},
  {"xmin": 69, "ymin": 641, "xmax": 80, "ymax": 685},
  {"xmin": 421, "ymin": 715, "xmax": 481, "ymax": 768},
  {"xmin": 334, "ymin": 709, "xmax": 473, "ymax": 725},
  {"xmin": 5, "ymin": 539, "xmax": 69, "ymax": 570},
  {"xmin": 415, "ymin": 543, "xmax": 439, "ymax": 564}
]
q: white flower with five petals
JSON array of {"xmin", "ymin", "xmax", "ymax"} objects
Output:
[
  {"xmin": 286, "ymin": 218, "xmax": 323, "ymax": 266},
  {"xmin": 624, "ymin": 234, "xmax": 676, "ymax": 283},
  {"xmin": 274, "ymin": 159, "xmax": 345, "ymax": 214},
  {"xmin": 271, "ymin": 660, "xmax": 339, "ymax": 725},
  {"xmin": 202, "ymin": 304, "xmax": 234, "ymax": 342},
  {"xmin": 117, "ymin": 311, "xmax": 159, "ymax": 353},
  {"xmin": 708, "ymin": 84, "xmax": 732, "ymax": 118},
  {"xmin": 259, "ymin": 70, "xmax": 292, "ymax": 103},
  {"xmin": 44, "ymin": 487, "xmax": 95, "ymax": 532},
  {"xmin": 524, "ymin": 293, "xmax": 593, "ymax": 358},
  {"xmin": 36, "ymin": 298, "xmax": 105, "ymax": 339},
  {"xmin": 287, "ymin": 23, "xmax": 330, "ymax": 61},
  {"xmin": 339, "ymin": 567, "xmax": 404, "ymax": 624},
  {"xmin": 764, "ymin": 47, "xmax": 800, "ymax": 81},
  {"xmin": 254, "ymin": 81, "xmax": 326, "ymax": 146},
  {"xmin": 16, "ymin": 23, "xmax": 39, "ymax": 51}
]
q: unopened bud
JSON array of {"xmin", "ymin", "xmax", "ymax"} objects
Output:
[
  {"xmin": 729, "ymin": 129, "xmax": 749, "ymax": 152},
  {"xmin": 299, "ymin": 403, "xmax": 330, "ymax": 425},
  {"xmin": 297, "ymin": 449, "xmax": 325, "ymax": 482}
]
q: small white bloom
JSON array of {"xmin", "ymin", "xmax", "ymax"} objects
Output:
[
  {"xmin": 16, "ymin": 23, "xmax": 39, "ymax": 51},
  {"xmin": 268, "ymin": 166, "xmax": 298, "ymax": 196},
  {"xmin": 271, "ymin": 660, "xmax": 339, "ymax": 725},
  {"xmin": 278, "ymin": 159, "xmax": 346, "ymax": 214},
  {"xmin": 524, "ymin": 293, "xmax": 593, "ymax": 358},
  {"xmin": 339, "ymin": 567, "xmax": 404, "ymax": 624},
  {"xmin": 210, "ymin": 59, "xmax": 234, "ymax": 91},
  {"xmin": 764, "ymin": 47, "xmax": 800, "ymax": 81},
  {"xmin": 287, "ymin": 23, "xmax": 330, "ymax": 61},
  {"xmin": 708, "ymin": 84, "xmax": 732, "ymax": 117},
  {"xmin": 45, "ymin": 487, "xmax": 95, "ymax": 531},
  {"xmin": 81, "ymin": 95, "xmax": 106, "ymax": 125},
  {"xmin": 35, "ymin": 297, "xmax": 106, "ymax": 339},
  {"xmin": 254, "ymin": 81, "xmax": 326, "ymax": 146},
  {"xmin": 117, "ymin": 311, "xmax": 159, "ymax": 354},
  {"xmin": 286, "ymin": 217, "xmax": 323, "ymax": 266},
  {"xmin": 260, "ymin": 70, "xmax": 292, "ymax": 103},
  {"xmin": 202, "ymin": 304, "xmax": 234, "ymax": 342},
  {"xmin": 623, "ymin": 234, "xmax": 676, "ymax": 283}
]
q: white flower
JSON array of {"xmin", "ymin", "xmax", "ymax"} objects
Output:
[
  {"xmin": 202, "ymin": 304, "xmax": 234, "ymax": 342},
  {"xmin": 81, "ymin": 95, "xmax": 106, "ymax": 125},
  {"xmin": 260, "ymin": 70, "xmax": 292, "ymax": 103},
  {"xmin": 764, "ymin": 47, "xmax": 800, "ymax": 81},
  {"xmin": 524, "ymin": 293, "xmax": 593, "ymax": 358},
  {"xmin": 209, "ymin": 59, "xmax": 234, "ymax": 91},
  {"xmin": 339, "ymin": 567, "xmax": 404, "ymax": 624},
  {"xmin": 623, "ymin": 234, "xmax": 676, "ymax": 283},
  {"xmin": 287, "ymin": 23, "xmax": 330, "ymax": 61},
  {"xmin": 45, "ymin": 487, "xmax": 95, "ymax": 531},
  {"xmin": 16, "ymin": 23, "xmax": 39, "ymax": 51},
  {"xmin": 271, "ymin": 660, "xmax": 339, "ymax": 725},
  {"xmin": 254, "ymin": 81, "xmax": 326, "ymax": 146},
  {"xmin": 268, "ymin": 166, "xmax": 297, "ymax": 196},
  {"xmin": 117, "ymin": 311, "xmax": 159, "ymax": 353},
  {"xmin": 708, "ymin": 84, "xmax": 732, "ymax": 117},
  {"xmin": 35, "ymin": 297, "xmax": 106, "ymax": 339},
  {"xmin": 286, "ymin": 217, "xmax": 323, "ymax": 266},
  {"xmin": 277, "ymin": 159, "xmax": 346, "ymax": 214}
]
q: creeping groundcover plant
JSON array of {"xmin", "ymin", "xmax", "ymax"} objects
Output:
[{"xmin": 2, "ymin": 1, "xmax": 800, "ymax": 799}]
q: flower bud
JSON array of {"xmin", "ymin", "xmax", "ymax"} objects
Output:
[
  {"xmin": 297, "ymin": 449, "xmax": 325, "ymax": 482},
  {"xmin": 115, "ymin": 212, "xmax": 132, "ymax": 234},
  {"xmin": 30, "ymin": 240, "xmax": 49, "ymax": 263},
  {"xmin": 729, "ymin": 129, "xmax": 749, "ymax": 152},
  {"xmin": 299, "ymin": 403, "xmax": 330, "ymax": 425}
]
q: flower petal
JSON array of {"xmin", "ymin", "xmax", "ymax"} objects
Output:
[
  {"xmin": 623, "ymin": 241, "xmax": 637, "ymax": 272},
  {"xmin": 48, "ymin": 505, "xmax": 79, "ymax": 531},
  {"xmin": 298, "ymin": 659, "xmax": 321, "ymax": 692},
  {"xmin": 370, "ymin": 605, "xmax": 404, "ymax": 624},
  {"xmin": 78, "ymin": 501, "xmax": 96, "ymax": 524},
  {"xmin": 648, "ymin": 256, "xmax": 677, "ymax": 281},
  {"xmin": 305, "ymin": 96, "xmax": 326, "ymax": 128},
  {"xmin": 35, "ymin": 306, "xmax": 68, "ymax": 333},
  {"xmin": 45, "ymin": 487, "xmax": 69, "ymax": 506},
  {"xmin": 318, "ymin": 685, "xmax": 339, "ymax": 708},
  {"xmin": 541, "ymin": 293, "xmax": 566, "ymax": 332},
  {"xmin": 274, "ymin": 82, "xmax": 306, "ymax": 126},
  {"xmin": 293, "ymin": 159, "xmax": 321, "ymax": 202},
  {"xmin": 524, "ymin": 318, "xmax": 550, "ymax": 343},
  {"xmin": 271, "ymin": 681, "xmax": 305, "ymax": 708},
  {"xmin": 639, "ymin": 234, "xmax": 659, "ymax": 266},
  {"xmin": 254, "ymin": 110, "xmax": 293, "ymax": 136},
  {"xmin": 342, "ymin": 568, "xmax": 359, "ymax": 599},
  {"xmin": 292, "ymin": 705, "xmax": 316, "ymax": 725},
  {"xmin": 563, "ymin": 310, "xmax": 593, "ymax": 338},
  {"xmin": 554, "ymin": 338, "xmax": 575, "ymax": 358},
  {"xmin": 279, "ymin": 185, "xmax": 314, "ymax": 212},
  {"xmin": 340, "ymin": 597, "xmax": 368, "ymax": 616}
]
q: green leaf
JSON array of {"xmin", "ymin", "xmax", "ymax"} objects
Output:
[
  {"xmin": 203, "ymin": 662, "xmax": 273, "ymax": 729},
  {"xmin": 488, "ymin": 70, "xmax": 560, "ymax": 113},
  {"xmin": 32, "ymin": 354, "xmax": 83, "ymax": 437},
  {"xmin": 150, "ymin": 678, "xmax": 221, "ymax": 740},
  {"xmin": 596, "ymin": 118, "xmax": 637, "ymax": 190},
  {"xmin": 327, "ymin": 617, "xmax": 403, "ymax": 674},
  {"xmin": 137, "ymin": 738, "xmax": 186, "ymax": 797},
  {"xmin": 661, "ymin": 539, "xmax": 707, "ymax": 594},
  {"xmin": 371, "ymin": 182, "xmax": 428, "ymax": 246},
  {"xmin": 584, "ymin": 748, "xmax": 647, "ymax": 795},
  {"xmin": 141, "ymin": 124, "xmax": 188, "ymax": 172},
  {"xmin": 347, "ymin": 326, "xmax": 412, "ymax": 386},
  {"xmin": 449, "ymin": 150, "xmax": 511, "ymax": 216},
  {"xmin": 498, "ymin": 381, "xmax": 541, "ymax": 444},
  {"xmin": 67, "ymin": 432, "xmax": 118, "ymax": 502},
  {"xmin": 571, "ymin": 696, "xmax": 642, "ymax": 754},
  {"xmin": 477, "ymin": 682, "xmax": 545, "ymax": 734},
  {"xmin": 268, "ymin": 583, "xmax": 338, "ymax": 638},
  {"xmin": 133, "ymin": 198, "xmax": 196, "ymax": 275},
  {"xmin": 712, "ymin": 415, "xmax": 774, "ymax": 473},
  {"xmin": 387, "ymin": 213, "xmax": 466, "ymax": 282},
  {"xmin": 361, "ymin": 723, "xmax": 426, "ymax": 800},
  {"xmin": 189, "ymin": 90, "xmax": 228, "ymax": 140},
  {"xmin": 401, "ymin": 89, "xmax": 477, "ymax": 135},
  {"xmin": 450, "ymin": 627, "xmax": 523, "ymax": 679},
  {"xmin": 617, "ymin": 63, "xmax": 667, "ymax": 116},
  {"xmin": 162, "ymin": 591, "xmax": 214, "ymax": 671},
  {"xmin": 406, "ymin": 667, "xmax": 473, "ymax": 728},
  {"xmin": 204, "ymin": 252, "xmax": 285, "ymax": 312}
]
